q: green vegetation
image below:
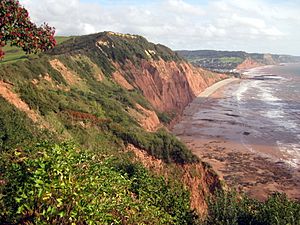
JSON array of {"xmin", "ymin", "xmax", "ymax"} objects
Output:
[
  {"xmin": 0, "ymin": 37, "xmax": 202, "ymax": 223},
  {"xmin": 206, "ymin": 190, "xmax": 300, "ymax": 225},
  {"xmin": 0, "ymin": 44, "xmax": 28, "ymax": 63},
  {"xmin": 157, "ymin": 111, "xmax": 176, "ymax": 124},
  {"xmin": 0, "ymin": 97, "xmax": 39, "ymax": 151},
  {"xmin": 219, "ymin": 57, "xmax": 243, "ymax": 64},
  {"xmin": 49, "ymin": 32, "xmax": 181, "ymax": 65},
  {"xmin": 55, "ymin": 36, "xmax": 72, "ymax": 45},
  {"xmin": 0, "ymin": 142, "xmax": 197, "ymax": 224},
  {"xmin": 112, "ymin": 126, "xmax": 199, "ymax": 164},
  {"xmin": 0, "ymin": 36, "xmax": 71, "ymax": 64}
]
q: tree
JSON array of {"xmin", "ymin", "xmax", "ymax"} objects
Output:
[{"xmin": 0, "ymin": 0, "xmax": 56, "ymax": 59}]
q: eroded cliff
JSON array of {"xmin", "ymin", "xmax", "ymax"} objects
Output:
[
  {"xmin": 0, "ymin": 31, "xmax": 225, "ymax": 218},
  {"xmin": 113, "ymin": 58, "xmax": 225, "ymax": 114},
  {"xmin": 128, "ymin": 144, "xmax": 221, "ymax": 216}
]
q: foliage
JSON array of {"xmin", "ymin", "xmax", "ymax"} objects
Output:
[
  {"xmin": 157, "ymin": 111, "xmax": 176, "ymax": 124},
  {"xmin": 48, "ymin": 32, "xmax": 181, "ymax": 65},
  {"xmin": 0, "ymin": 36, "xmax": 70, "ymax": 64},
  {"xmin": 112, "ymin": 126, "xmax": 199, "ymax": 164},
  {"xmin": 19, "ymin": 84, "xmax": 62, "ymax": 116},
  {"xmin": 0, "ymin": 97, "xmax": 45, "ymax": 151},
  {"xmin": 0, "ymin": 142, "xmax": 197, "ymax": 224},
  {"xmin": 256, "ymin": 193, "xmax": 300, "ymax": 225},
  {"xmin": 114, "ymin": 159, "xmax": 199, "ymax": 224},
  {"xmin": 206, "ymin": 190, "xmax": 300, "ymax": 225},
  {"xmin": 0, "ymin": 0, "xmax": 56, "ymax": 59}
]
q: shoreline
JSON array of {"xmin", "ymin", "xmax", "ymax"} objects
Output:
[
  {"xmin": 167, "ymin": 77, "xmax": 239, "ymax": 129},
  {"xmin": 197, "ymin": 77, "xmax": 239, "ymax": 98},
  {"xmin": 173, "ymin": 71, "xmax": 300, "ymax": 201},
  {"xmin": 182, "ymin": 77, "xmax": 240, "ymax": 117}
]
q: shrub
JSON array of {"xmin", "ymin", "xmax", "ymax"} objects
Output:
[
  {"xmin": 1, "ymin": 142, "xmax": 191, "ymax": 224},
  {"xmin": 111, "ymin": 125, "xmax": 199, "ymax": 164},
  {"xmin": 0, "ymin": 97, "xmax": 38, "ymax": 151},
  {"xmin": 113, "ymin": 159, "xmax": 199, "ymax": 224},
  {"xmin": 206, "ymin": 190, "xmax": 300, "ymax": 225}
]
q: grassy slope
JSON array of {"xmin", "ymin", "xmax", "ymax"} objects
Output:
[{"xmin": 0, "ymin": 36, "xmax": 72, "ymax": 64}]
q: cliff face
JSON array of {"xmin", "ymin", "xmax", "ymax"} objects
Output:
[
  {"xmin": 0, "ymin": 31, "xmax": 224, "ymax": 217},
  {"xmin": 128, "ymin": 144, "xmax": 221, "ymax": 216},
  {"xmin": 236, "ymin": 57, "xmax": 264, "ymax": 70},
  {"xmin": 114, "ymin": 58, "xmax": 224, "ymax": 114}
]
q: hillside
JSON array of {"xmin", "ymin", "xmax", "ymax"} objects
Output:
[
  {"xmin": 0, "ymin": 31, "xmax": 224, "ymax": 224},
  {"xmin": 1, "ymin": 32, "xmax": 299, "ymax": 224},
  {"xmin": 177, "ymin": 50, "xmax": 300, "ymax": 72}
]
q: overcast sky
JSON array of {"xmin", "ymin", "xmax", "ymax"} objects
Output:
[{"xmin": 21, "ymin": 0, "xmax": 300, "ymax": 55}]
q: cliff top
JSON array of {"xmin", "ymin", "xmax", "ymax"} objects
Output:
[{"xmin": 48, "ymin": 31, "xmax": 181, "ymax": 63}]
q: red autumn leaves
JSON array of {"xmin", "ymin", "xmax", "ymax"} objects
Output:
[{"xmin": 0, "ymin": 0, "xmax": 56, "ymax": 59}]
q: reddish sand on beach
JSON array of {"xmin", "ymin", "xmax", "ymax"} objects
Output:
[{"xmin": 173, "ymin": 78, "xmax": 300, "ymax": 201}]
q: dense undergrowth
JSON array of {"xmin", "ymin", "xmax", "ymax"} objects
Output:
[
  {"xmin": 0, "ymin": 142, "xmax": 197, "ymax": 224},
  {"xmin": 1, "ymin": 141, "xmax": 299, "ymax": 224},
  {"xmin": 0, "ymin": 32, "xmax": 299, "ymax": 224},
  {"xmin": 207, "ymin": 190, "xmax": 300, "ymax": 225}
]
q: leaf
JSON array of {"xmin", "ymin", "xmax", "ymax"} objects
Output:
[{"xmin": 56, "ymin": 211, "xmax": 65, "ymax": 219}]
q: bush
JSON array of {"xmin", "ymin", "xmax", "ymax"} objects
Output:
[
  {"xmin": 206, "ymin": 190, "xmax": 300, "ymax": 225},
  {"xmin": 112, "ymin": 125, "xmax": 199, "ymax": 164},
  {"xmin": 157, "ymin": 111, "xmax": 176, "ymax": 124},
  {"xmin": 0, "ymin": 142, "xmax": 199, "ymax": 224},
  {"xmin": 0, "ymin": 97, "xmax": 38, "ymax": 151},
  {"xmin": 113, "ymin": 159, "xmax": 199, "ymax": 224}
]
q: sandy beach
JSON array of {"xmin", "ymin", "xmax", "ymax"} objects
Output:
[{"xmin": 173, "ymin": 77, "xmax": 300, "ymax": 201}]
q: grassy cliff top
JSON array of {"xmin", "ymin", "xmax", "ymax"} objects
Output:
[
  {"xmin": 0, "ymin": 36, "xmax": 72, "ymax": 64},
  {"xmin": 48, "ymin": 31, "xmax": 181, "ymax": 63}
]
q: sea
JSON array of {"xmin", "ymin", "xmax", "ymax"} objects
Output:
[
  {"xmin": 182, "ymin": 63, "xmax": 300, "ymax": 168},
  {"xmin": 236, "ymin": 63, "xmax": 300, "ymax": 167}
]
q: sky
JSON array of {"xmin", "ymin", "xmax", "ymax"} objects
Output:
[{"xmin": 20, "ymin": 0, "xmax": 300, "ymax": 55}]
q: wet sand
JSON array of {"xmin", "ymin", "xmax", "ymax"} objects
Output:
[{"xmin": 173, "ymin": 78, "xmax": 300, "ymax": 201}]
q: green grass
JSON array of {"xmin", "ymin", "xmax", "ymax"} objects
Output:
[
  {"xmin": 55, "ymin": 36, "xmax": 73, "ymax": 45},
  {"xmin": 0, "ymin": 36, "xmax": 72, "ymax": 64},
  {"xmin": 219, "ymin": 57, "xmax": 243, "ymax": 63},
  {"xmin": 0, "ymin": 45, "xmax": 28, "ymax": 64}
]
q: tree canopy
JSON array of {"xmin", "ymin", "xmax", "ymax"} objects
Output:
[{"xmin": 0, "ymin": 0, "xmax": 56, "ymax": 58}]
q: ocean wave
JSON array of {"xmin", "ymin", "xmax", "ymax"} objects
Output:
[
  {"xmin": 259, "ymin": 90, "xmax": 282, "ymax": 104},
  {"xmin": 277, "ymin": 141, "xmax": 300, "ymax": 168},
  {"xmin": 236, "ymin": 83, "xmax": 249, "ymax": 102},
  {"xmin": 235, "ymin": 80, "xmax": 260, "ymax": 102}
]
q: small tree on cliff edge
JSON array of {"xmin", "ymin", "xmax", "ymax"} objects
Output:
[{"xmin": 0, "ymin": 0, "xmax": 56, "ymax": 59}]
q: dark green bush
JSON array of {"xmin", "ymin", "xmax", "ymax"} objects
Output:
[
  {"xmin": 157, "ymin": 111, "xmax": 177, "ymax": 124},
  {"xmin": 111, "ymin": 125, "xmax": 199, "ymax": 164},
  {"xmin": 256, "ymin": 193, "xmax": 300, "ymax": 225},
  {"xmin": 114, "ymin": 159, "xmax": 199, "ymax": 225},
  {"xmin": 206, "ymin": 190, "xmax": 300, "ymax": 225}
]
